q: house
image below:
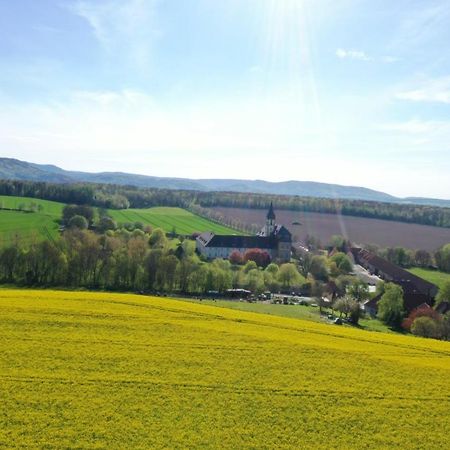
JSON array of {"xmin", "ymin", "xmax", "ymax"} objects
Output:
[
  {"xmin": 351, "ymin": 248, "xmax": 438, "ymax": 313},
  {"xmin": 196, "ymin": 203, "xmax": 292, "ymax": 262}
]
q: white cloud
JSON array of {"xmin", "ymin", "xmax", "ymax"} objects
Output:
[
  {"xmin": 396, "ymin": 79, "xmax": 450, "ymax": 104},
  {"xmin": 336, "ymin": 49, "xmax": 398, "ymax": 64},
  {"xmin": 336, "ymin": 48, "xmax": 372, "ymax": 61},
  {"xmin": 70, "ymin": 0, "xmax": 161, "ymax": 67}
]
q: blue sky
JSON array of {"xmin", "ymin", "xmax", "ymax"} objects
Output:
[{"xmin": 0, "ymin": 0, "xmax": 449, "ymax": 198}]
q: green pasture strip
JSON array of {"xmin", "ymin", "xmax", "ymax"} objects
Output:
[
  {"xmin": 184, "ymin": 299, "xmax": 392, "ymax": 333},
  {"xmin": 0, "ymin": 210, "xmax": 60, "ymax": 247},
  {"xmin": 407, "ymin": 267, "xmax": 450, "ymax": 290},
  {"xmin": 109, "ymin": 207, "xmax": 241, "ymax": 235},
  {"xmin": 0, "ymin": 195, "xmax": 64, "ymax": 217}
]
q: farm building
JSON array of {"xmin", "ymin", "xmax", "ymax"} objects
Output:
[
  {"xmin": 351, "ymin": 248, "xmax": 438, "ymax": 313},
  {"xmin": 196, "ymin": 203, "xmax": 292, "ymax": 262}
]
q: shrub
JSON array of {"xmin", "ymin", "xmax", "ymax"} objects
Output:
[
  {"xmin": 68, "ymin": 215, "xmax": 88, "ymax": 230},
  {"xmin": 243, "ymin": 249, "xmax": 271, "ymax": 268},
  {"xmin": 411, "ymin": 317, "xmax": 440, "ymax": 339},
  {"xmin": 229, "ymin": 250, "xmax": 243, "ymax": 265},
  {"xmin": 377, "ymin": 283, "xmax": 404, "ymax": 327},
  {"xmin": 402, "ymin": 305, "xmax": 441, "ymax": 332}
]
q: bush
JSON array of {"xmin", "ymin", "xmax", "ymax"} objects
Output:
[
  {"xmin": 98, "ymin": 216, "xmax": 117, "ymax": 233},
  {"xmin": 334, "ymin": 296, "xmax": 360, "ymax": 323},
  {"xmin": 402, "ymin": 306, "xmax": 441, "ymax": 332},
  {"xmin": 63, "ymin": 205, "xmax": 94, "ymax": 225},
  {"xmin": 68, "ymin": 215, "xmax": 88, "ymax": 230},
  {"xmin": 411, "ymin": 317, "xmax": 440, "ymax": 339},
  {"xmin": 377, "ymin": 283, "xmax": 404, "ymax": 327},
  {"xmin": 243, "ymin": 249, "xmax": 271, "ymax": 268},
  {"xmin": 229, "ymin": 251, "xmax": 243, "ymax": 265}
]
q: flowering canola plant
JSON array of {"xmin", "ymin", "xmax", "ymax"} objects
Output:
[{"xmin": 0, "ymin": 289, "xmax": 449, "ymax": 449}]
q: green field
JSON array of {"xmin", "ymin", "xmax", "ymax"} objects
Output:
[
  {"xmin": 408, "ymin": 267, "xmax": 450, "ymax": 290},
  {"xmin": 1, "ymin": 289, "xmax": 449, "ymax": 449},
  {"xmin": 0, "ymin": 195, "xmax": 64, "ymax": 217},
  {"xmin": 0, "ymin": 196, "xmax": 64, "ymax": 246},
  {"xmin": 185, "ymin": 299, "xmax": 393, "ymax": 333},
  {"xmin": 109, "ymin": 206, "xmax": 241, "ymax": 235}
]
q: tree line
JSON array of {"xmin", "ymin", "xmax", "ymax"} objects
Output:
[
  {"xmin": 0, "ymin": 179, "xmax": 449, "ymax": 228},
  {"xmin": 0, "ymin": 228, "xmax": 310, "ymax": 295}
]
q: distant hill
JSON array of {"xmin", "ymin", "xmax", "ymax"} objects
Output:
[{"xmin": 1, "ymin": 157, "xmax": 449, "ymax": 207}]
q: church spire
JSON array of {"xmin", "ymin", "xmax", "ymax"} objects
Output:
[
  {"xmin": 265, "ymin": 202, "xmax": 276, "ymax": 236},
  {"xmin": 267, "ymin": 202, "xmax": 276, "ymax": 220}
]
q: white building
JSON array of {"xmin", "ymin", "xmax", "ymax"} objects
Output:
[{"xmin": 196, "ymin": 204, "xmax": 292, "ymax": 262}]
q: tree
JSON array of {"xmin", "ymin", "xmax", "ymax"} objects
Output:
[
  {"xmin": 311, "ymin": 281, "xmax": 326, "ymax": 314},
  {"xmin": 0, "ymin": 245, "xmax": 20, "ymax": 282},
  {"xmin": 265, "ymin": 263, "xmax": 279, "ymax": 276},
  {"xmin": 440, "ymin": 313, "xmax": 450, "ymax": 341},
  {"xmin": 63, "ymin": 205, "xmax": 94, "ymax": 226},
  {"xmin": 144, "ymin": 249, "xmax": 163, "ymax": 290},
  {"xmin": 305, "ymin": 234, "xmax": 321, "ymax": 251},
  {"xmin": 335, "ymin": 275, "xmax": 355, "ymax": 297},
  {"xmin": 243, "ymin": 260, "xmax": 257, "ymax": 273},
  {"xmin": 334, "ymin": 295, "xmax": 360, "ymax": 323},
  {"xmin": 435, "ymin": 281, "xmax": 450, "ymax": 306},
  {"xmin": 177, "ymin": 257, "xmax": 197, "ymax": 292},
  {"xmin": 434, "ymin": 244, "xmax": 450, "ymax": 273},
  {"xmin": 243, "ymin": 249, "xmax": 271, "ymax": 268},
  {"xmin": 229, "ymin": 250, "xmax": 243, "ymax": 265},
  {"xmin": 157, "ymin": 255, "xmax": 179, "ymax": 291},
  {"xmin": 149, "ymin": 228, "xmax": 167, "ymax": 249},
  {"xmin": 411, "ymin": 316, "xmax": 440, "ymax": 339},
  {"xmin": 330, "ymin": 252, "xmax": 353, "ymax": 274},
  {"xmin": 377, "ymin": 283, "xmax": 404, "ymax": 327},
  {"xmin": 348, "ymin": 280, "xmax": 370, "ymax": 303},
  {"xmin": 329, "ymin": 235, "xmax": 350, "ymax": 252},
  {"xmin": 278, "ymin": 263, "xmax": 302, "ymax": 290},
  {"xmin": 402, "ymin": 305, "xmax": 441, "ymax": 332},
  {"xmin": 246, "ymin": 268, "xmax": 265, "ymax": 294},
  {"xmin": 98, "ymin": 216, "xmax": 117, "ymax": 233},
  {"xmin": 414, "ymin": 249, "xmax": 431, "ymax": 267},
  {"xmin": 384, "ymin": 247, "xmax": 412, "ymax": 267},
  {"xmin": 309, "ymin": 256, "xmax": 329, "ymax": 282},
  {"xmin": 68, "ymin": 215, "xmax": 88, "ymax": 230}
]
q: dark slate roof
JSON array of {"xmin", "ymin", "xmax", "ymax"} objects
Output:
[
  {"xmin": 351, "ymin": 248, "xmax": 438, "ymax": 297},
  {"xmin": 267, "ymin": 202, "xmax": 276, "ymax": 220},
  {"xmin": 258, "ymin": 224, "xmax": 292, "ymax": 240},
  {"xmin": 436, "ymin": 302, "xmax": 450, "ymax": 315},
  {"xmin": 197, "ymin": 232, "xmax": 277, "ymax": 249},
  {"xmin": 363, "ymin": 294, "xmax": 382, "ymax": 311},
  {"xmin": 273, "ymin": 224, "xmax": 292, "ymax": 240},
  {"xmin": 364, "ymin": 293, "xmax": 434, "ymax": 314}
]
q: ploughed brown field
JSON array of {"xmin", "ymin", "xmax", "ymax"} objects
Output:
[{"xmin": 209, "ymin": 207, "xmax": 450, "ymax": 251}]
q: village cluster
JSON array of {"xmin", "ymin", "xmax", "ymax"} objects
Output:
[{"xmin": 196, "ymin": 203, "xmax": 448, "ymax": 324}]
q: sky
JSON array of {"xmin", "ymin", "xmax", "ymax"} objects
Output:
[{"xmin": 0, "ymin": 0, "xmax": 449, "ymax": 199}]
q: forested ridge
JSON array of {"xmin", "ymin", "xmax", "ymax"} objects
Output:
[{"xmin": 0, "ymin": 178, "xmax": 449, "ymax": 228}]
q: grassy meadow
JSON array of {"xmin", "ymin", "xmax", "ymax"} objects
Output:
[
  {"xmin": 108, "ymin": 206, "xmax": 241, "ymax": 235},
  {"xmin": 407, "ymin": 267, "xmax": 450, "ymax": 290},
  {"xmin": 1, "ymin": 289, "xmax": 449, "ymax": 449},
  {"xmin": 185, "ymin": 299, "xmax": 393, "ymax": 333},
  {"xmin": 0, "ymin": 196, "xmax": 64, "ymax": 246}
]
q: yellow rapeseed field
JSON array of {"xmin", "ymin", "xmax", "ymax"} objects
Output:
[{"xmin": 0, "ymin": 290, "xmax": 449, "ymax": 449}]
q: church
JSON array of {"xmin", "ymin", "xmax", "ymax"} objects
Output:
[{"xmin": 196, "ymin": 203, "xmax": 292, "ymax": 262}]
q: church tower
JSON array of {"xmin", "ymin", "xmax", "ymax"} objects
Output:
[{"xmin": 265, "ymin": 202, "xmax": 276, "ymax": 236}]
